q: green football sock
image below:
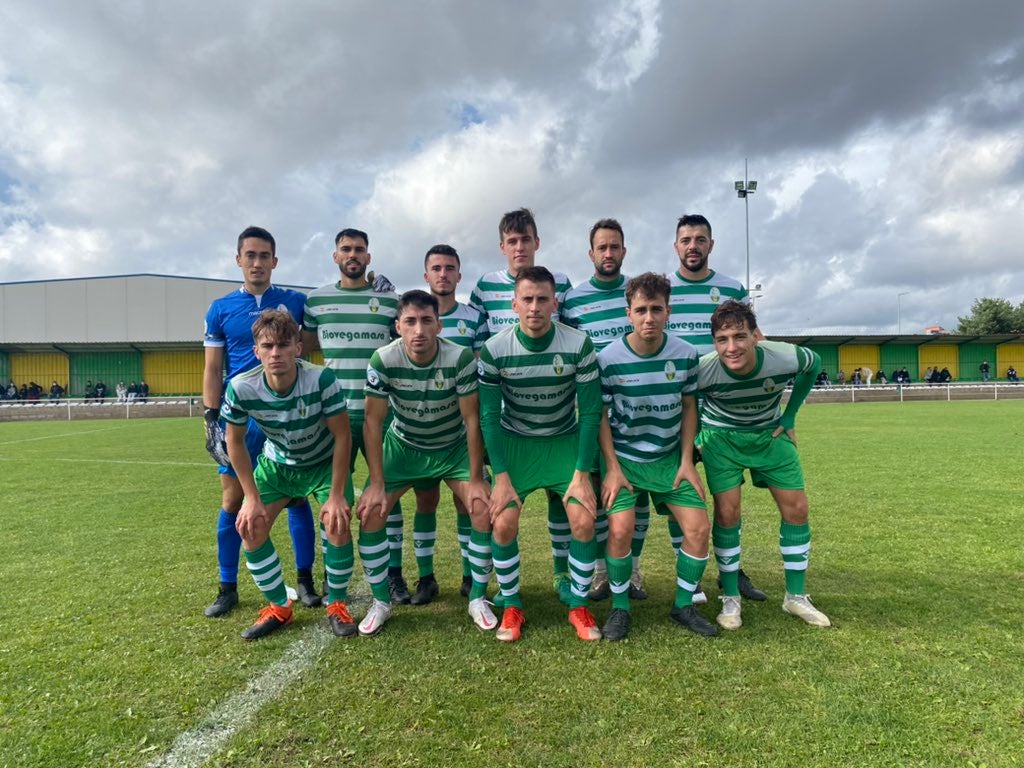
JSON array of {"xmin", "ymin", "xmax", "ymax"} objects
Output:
[
  {"xmin": 594, "ymin": 507, "xmax": 608, "ymax": 560},
  {"xmin": 713, "ymin": 522, "xmax": 741, "ymax": 597},
  {"xmin": 244, "ymin": 538, "xmax": 288, "ymax": 607},
  {"xmin": 631, "ymin": 502, "xmax": 650, "ymax": 565},
  {"xmin": 492, "ymin": 538, "xmax": 523, "ymax": 608},
  {"xmin": 323, "ymin": 537, "xmax": 354, "ymax": 604},
  {"xmin": 456, "ymin": 512, "xmax": 472, "ymax": 578},
  {"xmin": 567, "ymin": 536, "xmax": 597, "ymax": 609},
  {"xmin": 358, "ymin": 527, "xmax": 391, "ymax": 603},
  {"xmin": 607, "ymin": 554, "xmax": 632, "ymax": 611},
  {"xmin": 674, "ymin": 550, "xmax": 709, "ymax": 608},
  {"xmin": 385, "ymin": 500, "xmax": 403, "ymax": 569},
  {"xmin": 467, "ymin": 529, "xmax": 493, "ymax": 601},
  {"xmin": 548, "ymin": 494, "xmax": 570, "ymax": 576},
  {"xmin": 667, "ymin": 516, "xmax": 684, "ymax": 555},
  {"xmin": 413, "ymin": 511, "xmax": 436, "ymax": 578},
  {"xmin": 780, "ymin": 521, "xmax": 811, "ymax": 595}
]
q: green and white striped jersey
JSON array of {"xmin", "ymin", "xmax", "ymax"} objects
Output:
[
  {"xmin": 478, "ymin": 322, "xmax": 597, "ymax": 437},
  {"xmin": 469, "ymin": 269, "xmax": 572, "ymax": 335},
  {"xmin": 667, "ymin": 269, "xmax": 748, "ymax": 355},
  {"xmin": 303, "ymin": 282, "xmax": 398, "ymax": 425},
  {"xmin": 697, "ymin": 341, "xmax": 817, "ymax": 431},
  {"xmin": 599, "ymin": 335, "xmax": 699, "ymax": 462},
  {"xmin": 561, "ymin": 274, "xmax": 632, "ymax": 351},
  {"xmin": 222, "ymin": 359, "xmax": 347, "ymax": 467},
  {"xmin": 365, "ymin": 338, "xmax": 477, "ymax": 451},
  {"xmin": 439, "ymin": 301, "xmax": 489, "ymax": 352}
]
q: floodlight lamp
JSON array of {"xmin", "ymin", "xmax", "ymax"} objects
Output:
[
  {"xmin": 747, "ymin": 181, "xmax": 757, "ymax": 191},
  {"xmin": 734, "ymin": 181, "xmax": 744, "ymax": 191},
  {"xmin": 736, "ymin": 190, "xmax": 747, "ymax": 198}
]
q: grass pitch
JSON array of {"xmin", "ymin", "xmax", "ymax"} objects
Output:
[{"xmin": 1, "ymin": 402, "xmax": 1022, "ymax": 768}]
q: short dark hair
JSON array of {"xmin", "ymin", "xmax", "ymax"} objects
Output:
[
  {"xmin": 251, "ymin": 309, "xmax": 300, "ymax": 344},
  {"xmin": 398, "ymin": 289, "xmax": 439, "ymax": 317},
  {"xmin": 676, "ymin": 214, "xmax": 712, "ymax": 239},
  {"xmin": 499, "ymin": 208, "xmax": 538, "ymax": 241},
  {"xmin": 514, "ymin": 265, "xmax": 555, "ymax": 293},
  {"xmin": 625, "ymin": 272, "xmax": 670, "ymax": 307},
  {"xmin": 424, "ymin": 244, "xmax": 460, "ymax": 268},
  {"xmin": 589, "ymin": 218, "xmax": 624, "ymax": 248},
  {"xmin": 335, "ymin": 228, "xmax": 369, "ymax": 246},
  {"xmin": 237, "ymin": 226, "xmax": 276, "ymax": 255},
  {"xmin": 710, "ymin": 299, "xmax": 757, "ymax": 335}
]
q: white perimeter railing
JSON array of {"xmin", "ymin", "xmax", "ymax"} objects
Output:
[
  {"xmin": 0, "ymin": 396, "xmax": 204, "ymax": 421},
  {"xmin": 804, "ymin": 381, "xmax": 1024, "ymax": 403}
]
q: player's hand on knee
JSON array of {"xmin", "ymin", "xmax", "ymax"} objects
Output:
[
  {"xmin": 321, "ymin": 496, "xmax": 351, "ymax": 536},
  {"xmin": 236, "ymin": 501, "xmax": 268, "ymax": 541},
  {"xmin": 601, "ymin": 467, "xmax": 632, "ymax": 511},
  {"xmin": 488, "ymin": 474, "xmax": 521, "ymax": 523},
  {"xmin": 565, "ymin": 470, "xmax": 597, "ymax": 519},
  {"xmin": 203, "ymin": 409, "xmax": 231, "ymax": 467},
  {"xmin": 674, "ymin": 462, "xmax": 706, "ymax": 502}
]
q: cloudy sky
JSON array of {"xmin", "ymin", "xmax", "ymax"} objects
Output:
[{"xmin": 1, "ymin": 0, "xmax": 1022, "ymax": 334}]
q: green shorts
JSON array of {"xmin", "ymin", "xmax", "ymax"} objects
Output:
[
  {"xmin": 376, "ymin": 431, "xmax": 470, "ymax": 492},
  {"xmin": 699, "ymin": 428, "xmax": 805, "ymax": 495},
  {"xmin": 501, "ymin": 431, "xmax": 580, "ymax": 503},
  {"xmin": 602, "ymin": 451, "xmax": 706, "ymax": 515},
  {"xmin": 254, "ymin": 455, "xmax": 355, "ymax": 506}
]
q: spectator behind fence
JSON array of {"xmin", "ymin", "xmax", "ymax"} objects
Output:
[
  {"xmin": 815, "ymin": 370, "xmax": 831, "ymax": 388},
  {"xmin": 140, "ymin": 380, "xmax": 150, "ymax": 401},
  {"xmin": 49, "ymin": 381, "xmax": 65, "ymax": 399},
  {"xmin": 5, "ymin": 380, "xmax": 16, "ymax": 399},
  {"xmin": 939, "ymin": 367, "xmax": 952, "ymax": 382},
  {"xmin": 116, "ymin": 381, "xmax": 127, "ymax": 402},
  {"xmin": 979, "ymin": 360, "xmax": 991, "ymax": 381},
  {"xmin": 1007, "ymin": 366, "xmax": 1019, "ymax": 382},
  {"xmin": 95, "ymin": 381, "xmax": 107, "ymax": 402},
  {"xmin": 84, "ymin": 380, "xmax": 95, "ymax": 402},
  {"xmin": 127, "ymin": 381, "xmax": 138, "ymax": 402},
  {"xmin": 837, "ymin": 369, "xmax": 846, "ymax": 385},
  {"xmin": 876, "ymin": 369, "xmax": 888, "ymax": 384}
]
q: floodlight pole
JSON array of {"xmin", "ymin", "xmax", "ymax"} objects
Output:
[
  {"xmin": 734, "ymin": 159, "xmax": 757, "ymax": 292},
  {"xmin": 897, "ymin": 291, "xmax": 910, "ymax": 334}
]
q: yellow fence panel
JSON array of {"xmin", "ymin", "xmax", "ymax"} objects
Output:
[
  {"xmin": 10, "ymin": 352, "xmax": 70, "ymax": 390},
  {"xmin": 143, "ymin": 350, "xmax": 204, "ymax": 395},
  {"xmin": 837, "ymin": 344, "xmax": 880, "ymax": 381},
  {"xmin": 919, "ymin": 344, "xmax": 958, "ymax": 380},
  {"xmin": 997, "ymin": 342, "xmax": 1024, "ymax": 377}
]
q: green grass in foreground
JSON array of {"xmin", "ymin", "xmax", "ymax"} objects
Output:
[{"xmin": 0, "ymin": 402, "xmax": 1022, "ymax": 768}]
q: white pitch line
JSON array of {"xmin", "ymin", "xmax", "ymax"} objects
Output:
[
  {"xmin": 146, "ymin": 585, "xmax": 370, "ymax": 768},
  {"xmin": 0, "ymin": 425, "xmax": 130, "ymax": 445},
  {"xmin": 53, "ymin": 457, "xmax": 210, "ymax": 467}
]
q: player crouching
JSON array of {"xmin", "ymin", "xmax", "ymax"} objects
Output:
[
  {"xmin": 698, "ymin": 300, "xmax": 831, "ymax": 630},
  {"xmin": 223, "ymin": 310, "xmax": 357, "ymax": 640}
]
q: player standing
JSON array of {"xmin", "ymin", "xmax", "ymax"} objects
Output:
[
  {"xmin": 668, "ymin": 214, "xmax": 766, "ymax": 605},
  {"xmin": 302, "ymin": 229, "xmax": 411, "ymax": 603},
  {"xmin": 598, "ymin": 273, "xmax": 717, "ymax": 639},
  {"xmin": 561, "ymin": 218, "xmax": 652, "ymax": 603},
  {"xmin": 470, "ymin": 208, "xmax": 576, "ymax": 605},
  {"xmin": 358, "ymin": 290, "xmax": 496, "ymax": 632},
  {"xmin": 222, "ymin": 311, "xmax": 354, "ymax": 640},
  {"xmin": 202, "ymin": 226, "xmax": 319, "ymax": 618},
  {"xmin": 424, "ymin": 244, "xmax": 489, "ymax": 597},
  {"xmin": 479, "ymin": 266, "xmax": 603, "ymax": 642},
  {"xmin": 698, "ymin": 300, "xmax": 830, "ymax": 630}
]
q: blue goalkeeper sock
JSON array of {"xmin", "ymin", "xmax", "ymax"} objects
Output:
[{"xmin": 217, "ymin": 508, "xmax": 242, "ymax": 584}]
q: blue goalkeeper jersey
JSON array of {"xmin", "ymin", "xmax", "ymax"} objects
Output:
[{"xmin": 203, "ymin": 285, "xmax": 307, "ymax": 383}]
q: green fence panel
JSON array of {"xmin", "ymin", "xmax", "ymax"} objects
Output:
[
  {"xmin": 958, "ymin": 342, "xmax": 997, "ymax": 382},
  {"xmin": 806, "ymin": 344, "xmax": 839, "ymax": 380},
  {"xmin": 0, "ymin": 351, "xmax": 9, "ymax": 389},
  {"xmin": 880, "ymin": 343, "xmax": 919, "ymax": 381},
  {"xmin": 69, "ymin": 351, "xmax": 144, "ymax": 397}
]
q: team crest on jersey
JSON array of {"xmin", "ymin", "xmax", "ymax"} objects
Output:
[
  {"xmin": 762, "ymin": 378, "xmax": 777, "ymax": 394},
  {"xmin": 434, "ymin": 370, "xmax": 446, "ymax": 390},
  {"xmin": 552, "ymin": 354, "xmax": 565, "ymax": 375},
  {"xmin": 369, "ymin": 297, "xmax": 380, "ymax": 313},
  {"xmin": 709, "ymin": 287, "xmax": 721, "ymax": 304},
  {"xmin": 297, "ymin": 398, "xmax": 307, "ymax": 418},
  {"xmin": 457, "ymin": 320, "xmax": 467, "ymax": 336},
  {"xmin": 477, "ymin": 359, "xmax": 486, "ymax": 377},
  {"xmin": 367, "ymin": 367, "xmax": 381, "ymax": 388},
  {"xmin": 664, "ymin": 361, "xmax": 676, "ymax": 381}
]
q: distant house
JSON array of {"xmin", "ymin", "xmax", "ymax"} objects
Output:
[{"xmin": 924, "ymin": 325, "xmax": 946, "ymax": 335}]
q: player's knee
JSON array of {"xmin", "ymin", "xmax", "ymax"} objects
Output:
[
  {"xmin": 780, "ymin": 498, "xmax": 809, "ymax": 525},
  {"xmin": 569, "ymin": 518, "xmax": 595, "ymax": 541},
  {"xmin": 712, "ymin": 499, "xmax": 741, "ymax": 527},
  {"xmin": 326, "ymin": 529, "xmax": 351, "ymax": 547},
  {"xmin": 492, "ymin": 517, "xmax": 517, "ymax": 544},
  {"xmin": 222, "ymin": 494, "xmax": 243, "ymax": 514}
]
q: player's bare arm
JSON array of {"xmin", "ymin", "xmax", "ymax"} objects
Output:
[{"xmin": 321, "ymin": 412, "xmax": 353, "ymax": 537}]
